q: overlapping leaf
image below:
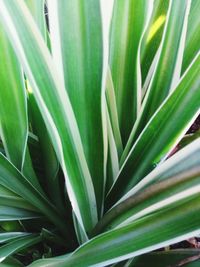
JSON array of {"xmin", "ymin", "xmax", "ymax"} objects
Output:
[
  {"xmin": 94, "ymin": 139, "xmax": 200, "ymax": 232},
  {"xmin": 124, "ymin": 0, "xmax": 191, "ymax": 157},
  {"xmin": 182, "ymin": 0, "xmax": 200, "ymax": 73},
  {"xmin": 140, "ymin": 0, "xmax": 169, "ymax": 84},
  {"xmin": 29, "ymin": 195, "xmax": 200, "ymax": 267},
  {"xmin": 109, "ymin": 0, "xmax": 151, "ymax": 144},
  {"xmin": 0, "ymin": 154, "xmax": 67, "ymax": 236},
  {"xmin": 0, "ymin": 234, "xmax": 41, "ymax": 263},
  {"xmin": 0, "ymin": 0, "xmax": 97, "ymax": 233},
  {"xmin": 0, "ymin": 0, "xmax": 199, "ymax": 266},
  {"xmin": 108, "ymin": 53, "xmax": 200, "ymax": 205},
  {"xmin": 47, "ymin": 0, "xmax": 104, "ymax": 214},
  {"xmin": 0, "ymin": 24, "xmax": 27, "ymax": 170}
]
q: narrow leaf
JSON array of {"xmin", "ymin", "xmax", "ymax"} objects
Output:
[
  {"xmin": 140, "ymin": 0, "xmax": 169, "ymax": 83},
  {"xmin": 109, "ymin": 0, "xmax": 151, "ymax": 144},
  {"xmin": 0, "ymin": 0, "xmax": 97, "ymax": 233},
  {"xmin": 47, "ymin": 0, "xmax": 104, "ymax": 213},
  {"xmin": 106, "ymin": 68, "xmax": 123, "ymax": 157},
  {"xmin": 0, "ymin": 153, "xmax": 68, "ymax": 236},
  {"xmin": 0, "ymin": 232, "xmax": 29, "ymax": 244},
  {"xmin": 0, "ymin": 234, "xmax": 41, "ymax": 263},
  {"xmin": 0, "ymin": 206, "xmax": 41, "ymax": 221},
  {"xmin": 124, "ymin": 0, "xmax": 191, "ymax": 156},
  {"xmin": 0, "ymin": 23, "xmax": 27, "ymax": 170},
  {"xmin": 182, "ymin": 0, "xmax": 200, "ymax": 73},
  {"xmin": 29, "ymin": 195, "xmax": 200, "ymax": 267},
  {"xmin": 108, "ymin": 53, "xmax": 200, "ymax": 205}
]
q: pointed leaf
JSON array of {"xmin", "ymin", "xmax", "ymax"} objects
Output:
[
  {"xmin": 29, "ymin": 195, "xmax": 200, "ymax": 267},
  {"xmin": 0, "ymin": 0, "xmax": 97, "ymax": 233},
  {"xmin": 109, "ymin": 0, "xmax": 151, "ymax": 144},
  {"xmin": 0, "ymin": 234, "xmax": 41, "ymax": 263},
  {"xmin": 47, "ymin": 0, "xmax": 104, "ymax": 213},
  {"xmin": 140, "ymin": 0, "xmax": 169, "ymax": 83},
  {"xmin": 124, "ymin": 0, "xmax": 191, "ymax": 157},
  {"xmin": 0, "ymin": 206, "xmax": 41, "ymax": 221},
  {"xmin": 0, "ymin": 23, "xmax": 27, "ymax": 170},
  {"xmin": 182, "ymin": 0, "xmax": 200, "ymax": 73},
  {"xmin": 0, "ymin": 153, "xmax": 68, "ymax": 236},
  {"xmin": 108, "ymin": 53, "xmax": 200, "ymax": 205}
]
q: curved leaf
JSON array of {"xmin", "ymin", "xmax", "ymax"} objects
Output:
[
  {"xmin": 0, "ymin": 234, "xmax": 41, "ymax": 263},
  {"xmin": 0, "ymin": 24, "xmax": 27, "ymax": 170},
  {"xmin": 0, "ymin": 0, "xmax": 97, "ymax": 233},
  {"xmin": 94, "ymin": 139, "xmax": 200, "ymax": 232},
  {"xmin": 47, "ymin": 0, "xmax": 104, "ymax": 213},
  {"xmin": 109, "ymin": 0, "xmax": 151, "ymax": 144},
  {"xmin": 0, "ymin": 153, "xmax": 68, "ymax": 236},
  {"xmin": 140, "ymin": 0, "xmax": 169, "ymax": 84},
  {"xmin": 26, "ymin": 0, "xmax": 62, "ymax": 211},
  {"xmin": 124, "ymin": 0, "xmax": 191, "ymax": 157},
  {"xmin": 0, "ymin": 232, "xmax": 30, "ymax": 244},
  {"xmin": 29, "ymin": 195, "xmax": 200, "ymax": 267},
  {"xmin": 108, "ymin": 53, "xmax": 200, "ymax": 205},
  {"xmin": 0, "ymin": 185, "xmax": 37, "ymax": 212},
  {"xmin": 0, "ymin": 206, "xmax": 41, "ymax": 221},
  {"xmin": 0, "ymin": 22, "xmax": 41, "ymax": 193},
  {"xmin": 182, "ymin": 0, "xmax": 200, "ymax": 73}
]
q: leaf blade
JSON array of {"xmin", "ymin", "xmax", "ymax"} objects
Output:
[
  {"xmin": 109, "ymin": 0, "xmax": 151, "ymax": 144},
  {"xmin": 47, "ymin": 0, "xmax": 104, "ymax": 214},
  {"xmin": 124, "ymin": 0, "xmax": 191, "ymax": 158},
  {"xmin": 29, "ymin": 195, "xmax": 200, "ymax": 267},
  {"xmin": 0, "ymin": 23, "xmax": 27, "ymax": 170},
  {"xmin": 0, "ymin": 0, "xmax": 97, "ymax": 232},
  {"xmin": 108, "ymin": 53, "xmax": 200, "ymax": 205}
]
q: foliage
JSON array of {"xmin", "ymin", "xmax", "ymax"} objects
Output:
[{"xmin": 0, "ymin": 0, "xmax": 199, "ymax": 266}]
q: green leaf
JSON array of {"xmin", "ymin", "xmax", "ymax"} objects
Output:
[
  {"xmin": 72, "ymin": 212, "xmax": 88, "ymax": 245},
  {"xmin": 109, "ymin": 0, "xmax": 151, "ymax": 144},
  {"xmin": 107, "ymin": 53, "xmax": 200, "ymax": 205},
  {"xmin": 0, "ymin": 0, "xmax": 97, "ymax": 233},
  {"xmin": 26, "ymin": 0, "xmax": 46, "ymax": 40},
  {"xmin": 0, "ymin": 234, "xmax": 41, "ymax": 263},
  {"xmin": 0, "ymin": 185, "xmax": 37, "ymax": 212},
  {"xmin": 0, "ymin": 21, "xmax": 41, "ymax": 193},
  {"xmin": 105, "ymin": 105, "xmax": 119, "ymax": 192},
  {"xmin": 25, "ymin": 0, "xmax": 59, "ymax": 203},
  {"xmin": 29, "ymin": 195, "xmax": 200, "ymax": 267},
  {"xmin": 47, "ymin": 0, "xmax": 104, "ymax": 214},
  {"xmin": 1, "ymin": 257, "xmax": 23, "ymax": 267},
  {"xmin": 28, "ymin": 84, "xmax": 62, "ymax": 211},
  {"xmin": 106, "ymin": 68, "xmax": 123, "ymax": 158},
  {"xmin": 119, "ymin": 138, "xmax": 200, "ymax": 203},
  {"xmin": 25, "ymin": 1, "xmax": 60, "ymax": 206},
  {"xmin": 22, "ymin": 147, "xmax": 45, "ymax": 195},
  {"xmin": 0, "ymin": 23, "xmax": 27, "ymax": 170},
  {"xmin": 25, "ymin": 0, "xmax": 59, "ymax": 202},
  {"xmin": 130, "ymin": 250, "xmax": 200, "ymax": 267},
  {"xmin": 124, "ymin": 0, "xmax": 191, "ymax": 157},
  {"xmin": 93, "ymin": 139, "xmax": 200, "ymax": 232},
  {"xmin": 0, "ymin": 153, "xmax": 68, "ymax": 237},
  {"xmin": 0, "ymin": 206, "xmax": 41, "ymax": 221},
  {"xmin": 0, "ymin": 232, "xmax": 29, "ymax": 244},
  {"xmin": 179, "ymin": 131, "xmax": 200, "ymax": 149},
  {"xmin": 140, "ymin": 0, "xmax": 169, "ymax": 84},
  {"xmin": 182, "ymin": 0, "xmax": 200, "ymax": 73}
]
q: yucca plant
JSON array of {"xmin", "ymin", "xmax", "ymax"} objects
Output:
[{"xmin": 0, "ymin": 0, "xmax": 199, "ymax": 266}]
